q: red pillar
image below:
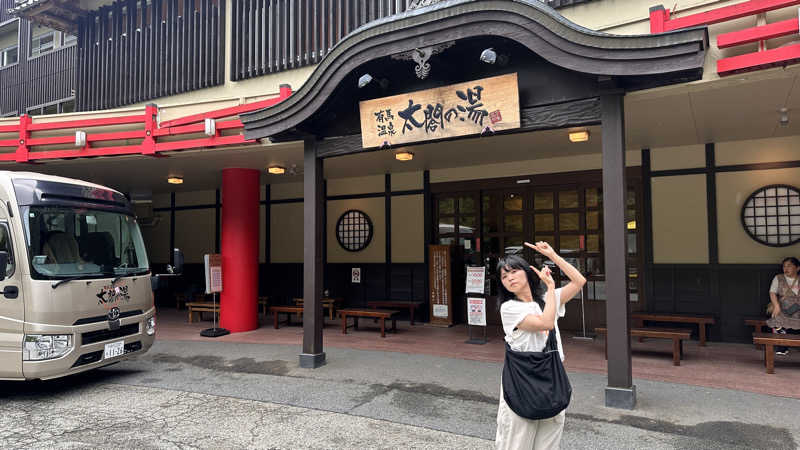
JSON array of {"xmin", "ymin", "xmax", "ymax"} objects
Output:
[{"xmin": 220, "ymin": 168, "xmax": 260, "ymax": 332}]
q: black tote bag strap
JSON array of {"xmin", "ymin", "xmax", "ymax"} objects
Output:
[{"xmin": 504, "ymin": 328, "xmax": 559, "ymax": 354}]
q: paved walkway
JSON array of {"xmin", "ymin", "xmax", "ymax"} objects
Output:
[
  {"xmin": 161, "ymin": 307, "xmax": 800, "ymax": 399},
  {"xmin": 2, "ymin": 340, "xmax": 798, "ymax": 449}
]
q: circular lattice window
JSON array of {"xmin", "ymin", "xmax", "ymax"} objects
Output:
[
  {"xmin": 336, "ymin": 210, "xmax": 373, "ymax": 252},
  {"xmin": 741, "ymin": 185, "xmax": 800, "ymax": 247}
]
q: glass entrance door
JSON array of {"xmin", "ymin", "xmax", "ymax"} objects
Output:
[{"xmin": 432, "ymin": 179, "xmax": 643, "ymax": 327}]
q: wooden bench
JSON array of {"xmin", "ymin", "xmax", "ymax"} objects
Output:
[
  {"xmin": 338, "ymin": 308, "xmax": 400, "ymax": 338},
  {"xmin": 186, "ymin": 301, "xmax": 219, "ymax": 323},
  {"xmin": 293, "ymin": 297, "xmax": 338, "ymax": 320},
  {"xmin": 596, "ymin": 327, "xmax": 692, "ymax": 366},
  {"xmin": 269, "ymin": 306, "xmax": 304, "ymax": 329},
  {"xmin": 631, "ymin": 313, "xmax": 715, "ymax": 346},
  {"xmin": 258, "ymin": 296, "xmax": 269, "ymax": 318},
  {"xmin": 744, "ymin": 317, "xmax": 769, "ymax": 334},
  {"xmin": 753, "ymin": 332, "xmax": 800, "ymax": 374},
  {"xmin": 366, "ymin": 300, "xmax": 424, "ymax": 325}
]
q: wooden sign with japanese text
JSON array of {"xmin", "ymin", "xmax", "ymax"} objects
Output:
[
  {"xmin": 359, "ymin": 73, "xmax": 520, "ymax": 149},
  {"xmin": 429, "ymin": 245, "xmax": 453, "ymax": 327}
]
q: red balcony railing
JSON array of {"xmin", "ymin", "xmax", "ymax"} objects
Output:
[{"xmin": 650, "ymin": 0, "xmax": 800, "ymax": 76}]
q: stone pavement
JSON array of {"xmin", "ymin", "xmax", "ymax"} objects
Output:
[{"xmin": 1, "ymin": 340, "xmax": 798, "ymax": 449}]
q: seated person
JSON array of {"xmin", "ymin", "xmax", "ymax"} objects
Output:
[
  {"xmin": 42, "ymin": 231, "xmax": 82, "ymax": 265},
  {"xmin": 767, "ymin": 257, "xmax": 800, "ymax": 355}
]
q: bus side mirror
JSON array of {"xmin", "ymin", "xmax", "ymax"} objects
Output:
[
  {"xmin": 0, "ymin": 251, "xmax": 8, "ymax": 282},
  {"xmin": 171, "ymin": 248, "xmax": 184, "ymax": 275}
]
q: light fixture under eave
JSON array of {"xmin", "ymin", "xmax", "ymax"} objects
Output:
[
  {"xmin": 267, "ymin": 166, "xmax": 285, "ymax": 175},
  {"xmin": 167, "ymin": 176, "xmax": 183, "ymax": 185},
  {"xmin": 569, "ymin": 130, "xmax": 589, "ymax": 143},
  {"xmin": 395, "ymin": 151, "xmax": 414, "ymax": 161}
]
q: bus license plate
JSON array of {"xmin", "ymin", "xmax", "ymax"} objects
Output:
[{"xmin": 104, "ymin": 341, "xmax": 124, "ymax": 359}]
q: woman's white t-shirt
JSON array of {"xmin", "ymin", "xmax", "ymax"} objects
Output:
[{"xmin": 500, "ymin": 288, "xmax": 566, "ymax": 361}]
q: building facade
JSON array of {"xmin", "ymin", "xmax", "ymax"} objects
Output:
[{"xmin": 4, "ymin": 0, "xmax": 800, "ymax": 407}]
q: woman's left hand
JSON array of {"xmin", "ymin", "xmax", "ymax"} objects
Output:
[{"xmin": 525, "ymin": 241, "xmax": 557, "ymax": 259}]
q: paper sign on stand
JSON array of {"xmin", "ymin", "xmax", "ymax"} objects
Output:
[
  {"xmin": 467, "ymin": 297, "xmax": 486, "ymax": 326},
  {"xmin": 466, "ymin": 266, "xmax": 485, "ymax": 294},
  {"xmin": 201, "ymin": 254, "xmax": 229, "ymax": 338},
  {"xmin": 465, "ymin": 265, "xmax": 488, "ymax": 344}
]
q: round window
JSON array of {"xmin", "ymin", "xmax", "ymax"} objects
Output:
[
  {"xmin": 741, "ymin": 184, "xmax": 800, "ymax": 247},
  {"xmin": 336, "ymin": 210, "xmax": 373, "ymax": 252}
]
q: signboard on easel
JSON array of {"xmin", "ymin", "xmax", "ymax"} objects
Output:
[
  {"xmin": 429, "ymin": 245, "xmax": 453, "ymax": 327},
  {"xmin": 204, "ymin": 254, "xmax": 222, "ymax": 294}
]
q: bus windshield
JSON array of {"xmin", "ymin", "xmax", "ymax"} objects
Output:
[{"xmin": 22, "ymin": 205, "xmax": 149, "ymax": 279}]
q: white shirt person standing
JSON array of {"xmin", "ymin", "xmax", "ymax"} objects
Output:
[{"xmin": 495, "ymin": 241, "xmax": 585, "ymax": 450}]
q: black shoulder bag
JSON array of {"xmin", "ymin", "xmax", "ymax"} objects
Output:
[{"xmin": 502, "ymin": 329, "xmax": 572, "ymax": 420}]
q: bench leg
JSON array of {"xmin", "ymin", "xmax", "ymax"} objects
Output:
[
  {"xmin": 392, "ymin": 318, "xmax": 397, "ymax": 332},
  {"xmin": 354, "ymin": 317, "xmax": 359, "ymax": 330},
  {"xmin": 188, "ymin": 309, "xmax": 193, "ymax": 323},
  {"xmin": 765, "ymin": 344, "xmax": 775, "ymax": 374},
  {"xmin": 409, "ymin": 307, "xmax": 415, "ymax": 326},
  {"xmin": 381, "ymin": 318, "xmax": 386, "ymax": 338},
  {"xmin": 699, "ymin": 324, "xmax": 707, "ymax": 347},
  {"xmin": 635, "ymin": 319, "xmax": 644, "ymax": 342},
  {"xmin": 274, "ymin": 312, "xmax": 279, "ymax": 329},
  {"xmin": 672, "ymin": 339, "xmax": 680, "ymax": 366},
  {"xmin": 341, "ymin": 315, "xmax": 347, "ymax": 334}
]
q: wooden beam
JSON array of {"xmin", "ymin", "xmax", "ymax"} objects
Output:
[
  {"xmin": 717, "ymin": 17, "xmax": 799, "ymax": 49},
  {"xmin": 661, "ymin": 0, "xmax": 800, "ymax": 32},
  {"xmin": 718, "ymin": 42, "xmax": 800, "ymax": 76}
]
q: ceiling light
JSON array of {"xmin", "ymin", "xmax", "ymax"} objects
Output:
[
  {"xmin": 267, "ymin": 166, "xmax": 285, "ymax": 175},
  {"xmin": 167, "ymin": 176, "xmax": 183, "ymax": 185},
  {"xmin": 395, "ymin": 151, "xmax": 414, "ymax": 161},
  {"xmin": 569, "ymin": 130, "xmax": 589, "ymax": 143}
]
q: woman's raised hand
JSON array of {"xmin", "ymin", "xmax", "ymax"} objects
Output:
[
  {"xmin": 531, "ymin": 265, "xmax": 555, "ymax": 290},
  {"xmin": 525, "ymin": 241, "xmax": 557, "ymax": 259}
]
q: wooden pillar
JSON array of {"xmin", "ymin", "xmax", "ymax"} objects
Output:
[
  {"xmin": 601, "ymin": 91, "xmax": 636, "ymax": 409},
  {"xmin": 300, "ymin": 138, "xmax": 326, "ymax": 368}
]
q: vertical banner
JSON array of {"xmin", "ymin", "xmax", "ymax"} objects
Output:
[{"xmin": 428, "ymin": 245, "xmax": 453, "ymax": 327}]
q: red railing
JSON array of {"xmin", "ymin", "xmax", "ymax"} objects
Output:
[
  {"xmin": 0, "ymin": 86, "xmax": 292, "ymax": 163},
  {"xmin": 650, "ymin": 0, "xmax": 800, "ymax": 76}
]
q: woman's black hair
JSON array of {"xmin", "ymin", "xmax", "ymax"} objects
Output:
[
  {"xmin": 781, "ymin": 257, "xmax": 800, "ymax": 273},
  {"xmin": 496, "ymin": 254, "xmax": 544, "ymax": 309}
]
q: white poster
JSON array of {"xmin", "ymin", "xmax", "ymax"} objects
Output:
[
  {"xmin": 433, "ymin": 304, "xmax": 448, "ymax": 318},
  {"xmin": 465, "ymin": 266, "xmax": 486, "ymax": 294},
  {"xmin": 467, "ymin": 297, "xmax": 486, "ymax": 326},
  {"xmin": 204, "ymin": 254, "xmax": 222, "ymax": 294},
  {"xmin": 351, "ymin": 267, "xmax": 361, "ymax": 283}
]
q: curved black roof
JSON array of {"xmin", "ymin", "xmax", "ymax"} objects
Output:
[{"xmin": 242, "ymin": 0, "xmax": 707, "ymax": 140}]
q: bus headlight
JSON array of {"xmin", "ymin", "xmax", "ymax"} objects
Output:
[
  {"xmin": 146, "ymin": 317, "xmax": 156, "ymax": 335},
  {"xmin": 23, "ymin": 334, "xmax": 73, "ymax": 361}
]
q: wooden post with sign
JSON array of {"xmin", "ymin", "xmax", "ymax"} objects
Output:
[{"xmin": 429, "ymin": 245, "xmax": 453, "ymax": 327}]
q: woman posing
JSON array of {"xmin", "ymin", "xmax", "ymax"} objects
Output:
[{"xmin": 495, "ymin": 241, "xmax": 586, "ymax": 450}]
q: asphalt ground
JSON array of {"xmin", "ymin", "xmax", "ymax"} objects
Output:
[{"xmin": 1, "ymin": 340, "xmax": 798, "ymax": 449}]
